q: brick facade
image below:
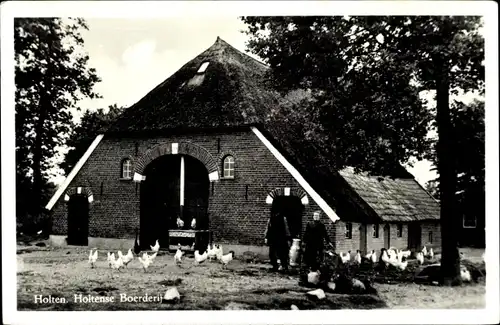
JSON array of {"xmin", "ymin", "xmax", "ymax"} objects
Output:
[{"xmin": 50, "ymin": 129, "xmax": 337, "ymax": 246}]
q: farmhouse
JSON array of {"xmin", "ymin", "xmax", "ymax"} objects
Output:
[{"xmin": 45, "ymin": 37, "xmax": 441, "ymax": 255}]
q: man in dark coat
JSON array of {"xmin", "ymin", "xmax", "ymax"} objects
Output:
[
  {"xmin": 303, "ymin": 210, "xmax": 331, "ymax": 271},
  {"xmin": 264, "ymin": 212, "xmax": 291, "ymax": 272}
]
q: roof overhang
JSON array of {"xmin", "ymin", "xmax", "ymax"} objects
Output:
[
  {"xmin": 45, "ymin": 134, "xmax": 105, "ymax": 211},
  {"xmin": 251, "ymin": 126, "xmax": 340, "ymax": 223}
]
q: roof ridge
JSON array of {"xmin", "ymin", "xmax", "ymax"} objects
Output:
[{"xmin": 213, "ymin": 36, "xmax": 269, "ymax": 69}]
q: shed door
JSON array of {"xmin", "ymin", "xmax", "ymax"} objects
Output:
[
  {"xmin": 384, "ymin": 224, "xmax": 391, "ymax": 248},
  {"xmin": 408, "ymin": 223, "xmax": 421, "ymax": 251},
  {"xmin": 359, "ymin": 224, "xmax": 367, "ymax": 255},
  {"xmin": 67, "ymin": 195, "xmax": 89, "ymax": 246}
]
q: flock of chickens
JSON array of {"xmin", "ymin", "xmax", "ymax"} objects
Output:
[
  {"xmin": 335, "ymin": 245, "xmax": 436, "ymax": 271},
  {"xmin": 87, "ymin": 239, "xmax": 236, "ymax": 272}
]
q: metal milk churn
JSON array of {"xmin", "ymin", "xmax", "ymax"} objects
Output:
[{"xmin": 289, "ymin": 238, "xmax": 301, "ymax": 267}]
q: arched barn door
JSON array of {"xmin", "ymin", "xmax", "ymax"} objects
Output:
[
  {"xmin": 271, "ymin": 196, "xmax": 304, "ymax": 239},
  {"xmin": 67, "ymin": 195, "xmax": 89, "ymax": 245},
  {"xmin": 140, "ymin": 155, "xmax": 209, "ymax": 250}
]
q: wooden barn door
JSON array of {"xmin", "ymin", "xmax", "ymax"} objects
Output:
[
  {"xmin": 359, "ymin": 224, "xmax": 367, "ymax": 255},
  {"xmin": 407, "ymin": 223, "xmax": 422, "ymax": 251},
  {"xmin": 384, "ymin": 224, "xmax": 391, "ymax": 248},
  {"xmin": 67, "ymin": 195, "xmax": 89, "ymax": 246}
]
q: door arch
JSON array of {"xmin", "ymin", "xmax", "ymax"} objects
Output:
[
  {"xmin": 67, "ymin": 194, "xmax": 89, "ymax": 245},
  {"xmin": 140, "ymin": 154, "xmax": 209, "ymax": 250}
]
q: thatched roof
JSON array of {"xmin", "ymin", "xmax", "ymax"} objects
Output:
[
  {"xmin": 108, "ymin": 37, "xmax": 440, "ymax": 223},
  {"xmin": 108, "ymin": 37, "xmax": 279, "ymax": 133}
]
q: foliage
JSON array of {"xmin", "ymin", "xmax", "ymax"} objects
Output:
[
  {"xmin": 15, "ymin": 18, "xmax": 100, "ymax": 215},
  {"xmin": 241, "ymin": 16, "xmax": 484, "ymax": 284},
  {"xmin": 61, "ymin": 104, "xmax": 124, "ymax": 175}
]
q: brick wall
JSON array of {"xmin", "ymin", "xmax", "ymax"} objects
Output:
[{"xmin": 51, "ymin": 129, "xmax": 339, "ymax": 246}]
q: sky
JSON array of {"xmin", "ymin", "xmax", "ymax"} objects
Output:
[{"xmin": 48, "ymin": 16, "xmax": 467, "ymax": 187}]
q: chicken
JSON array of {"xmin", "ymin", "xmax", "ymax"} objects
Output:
[
  {"xmin": 110, "ymin": 254, "xmax": 124, "ymax": 271},
  {"xmin": 191, "ymin": 218, "xmax": 197, "ymax": 229},
  {"xmin": 401, "ymin": 249, "xmax": 411, "ymax": 258},
  {"xmin": 176, "ymin": 217, "xmax": 184, "ymax": 229},
  {"xmin": 150, "ymin": 240, "xmax": 160, "ymax": 253},
  {"xmin": 214, "ymin": 245, "xmax": 223, "ymax": 260},
  {"xmin": 460, "ymin": 265, "xmax": 472, "ymax": 282},
  {"xmin": 370, "ymin": 250, "xmax": 377, "ymax": 264},
  {"xmin": 365, "ymin": 250, "xmax": 373, "ymax": 260},
  {"xmin": 206, "ymin": 244, "xmax": 217, "ymax": 261},
  {"xmin": 220, "ymin": 251, "xmax": 235, "ymax": 269},
  {"xmin": 138, "ymin": 252, "xmax": 154, "ymax": 272},
  {"xmin": 381, "ymin": 249, "xmax": 390, "ymax": 265},
  {"xmin": 387, "ymin": 249, "xmax": 397, "ymax": 261},
  {"xmin": 340, "ymin": 251, "xmax": 351, "ymax": 264},
  {"xmin": 194, "ymin": 250, "xmax": 208, "ymax": 264},
  {"xmin": 353, "ymin": 250, "xmax": 362, "ymax": 264},
  {"xmin": 427, "ymin": 248, "xmax": 434, "ymax": 259},
  {"xmin": 421, "ymin": 246, "xmax": 427, "ymax": 257},
  {"xmin": 416, "ymin": 251, "xmax": 424, "ymax": 265},
  {"xmin": 118, "ymin": 249, "xmax": 134, "ymax": 267},
  {"xmin": 174, "ymin": 244, "xmax": 183, "ymax": 266},
  {"xmin": 395, "ymin": 256, "xmax": 408, "ymax": 271},
  {"xmin": 88, "ymin": 249, "xmax": 98, "ymax": 268},
  {"xmin": 107, "ymin": 252, "xmax": 115, "ymax": 268}
]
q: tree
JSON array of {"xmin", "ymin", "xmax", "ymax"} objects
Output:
[
  {"xmin": 241, "ymin": 16, "xmax": 484, "ymax": 285},
  {"xmin": 426, "ymin": 99, "xmax": 485, "ymax": 245},
  {"xmin": 15, "ymin": 18, "xmax": 101, "ymax": 216},
  {"xmin": 61, "ymin": 104, "xmax": 124, "ymax": 175}
]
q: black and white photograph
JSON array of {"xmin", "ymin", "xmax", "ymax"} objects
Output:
[{"xmin": 1, "ymin": 1, "xmax": 499, "ymax": 324}]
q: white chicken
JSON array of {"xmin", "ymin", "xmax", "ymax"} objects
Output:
[
  {"xmin": 206, "ymin": 244, "xmax": 217, "ymax": 261},
  {"xmin": 194, "ymin": 250, "xmax": 208, "ymax": 264},
  {"xmin": 395, "ymin": 256, "xmax": 408, "ymax": 271},
  {"xmin": 401, "ymin": 249, "xmax": 412, "ymax": 258},
  {"xmin": 416, "ymin": 251, "xmax": 424, "ymax": 265},
  {"xmin": 381, "ymin": 249, "xmax": 390, "ymax": 265},
  {"xmin": 110, "ymin": 254, "xmax": 124, "ymax": 271},
  {"xmin": 387, "ymin": 248, "xmax": 397, "ymax": 261},
  {"xmin": 421, "ymin": 246, "xmax": 428, "ymax": 257},
  {"xmin": 427, "ymin": 248, "xmax": 434, "ymax": 259},
  {"xmin": 138, "ymin": 252, "xmax": 154, "ymax": 272},
  {"xmin": 176, "ymin": 217, "xmax": 184, "ymax": 229},
  {"xmin": 460, "ymin": 265, "xmax": 471, "ymax": 282},
  {"xmin": 365, "ymin": 250, "xmax": 373, "ymax": 260},
  {"xmin": 107, "ymin": 252, "xmax": 114, "ymax": 268},
  {"xmin": 340, "ymin": 251, "xmax": 351, "ymax": 264},
  {"xmin": 353, "ymin": 250, "xmax": 362, "ymax": 264},
  {"xmin": 220, "ymin": 251, "xmax": 235, "ymax": 269},
  {"xmin": 118, "ymin": 249, "xmax": 134, "ymax": 268},
  {"xmin": 214, "ymin": 245, "xmax": 223, "ymax": 260},
  {"xmin": 150, "ymin": 240, "xmax": 160, "ymax": 253},
  {"xmin": 174, "ymin": 244, "xmax": 183, "ymax": 266},
  {"xmin": 370, "ymin": 250, "xmax": 377, "ymax": 264},
  {"xmin": 88, "ymin": 248, "xmax": 98, "ymax": 268}
]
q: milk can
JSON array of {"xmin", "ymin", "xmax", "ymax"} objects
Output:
[{"xmin": 289, "ymin": 238, "xmax": 301, "ymax": 267}]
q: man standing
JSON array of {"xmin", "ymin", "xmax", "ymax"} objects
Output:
[
  {"xmin": 264, "ymin": 212, "xmax": 291, "ymax": 272},
  {"xmin": 303, "ymin": 210, "xmax": 331, "ymax": 271}
]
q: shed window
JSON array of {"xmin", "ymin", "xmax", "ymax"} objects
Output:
[
  {"xmin": 397, "ymin": 224, "xmax": 403, "ymax": 237},
  {"xmin": 428, "ymin": 231, "xmax": 433, "ymax": 244},
  {"xmin": 372, "ymin": 224, "xmax": 379, "ymax": 238},
  {"xmin": 345, "ymin": 222, "xmax": 352, "ymax": 239},
  {"xmin": 463, "ymin": 215, "xmax": 477, "ymax": 228},
  {"xmin": 122, "ymin": 159, "xmax": 132, "ymax": 179},
  {"xmin": 197, "ymin": 62, "xmax": 210, "ymax": 73},
  {"xmin": 223, "ymin": 156, "xmax": 235, "ymax": 178}
]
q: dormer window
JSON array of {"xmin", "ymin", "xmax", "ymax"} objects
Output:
[{"xmin": 197, "ymin": 62, "xmax": 210, "ymax": 73}]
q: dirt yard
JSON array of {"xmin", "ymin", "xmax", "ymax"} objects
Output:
[{"xmin": 16, "ymin": 246, "xmax": 485, "ymax": 311}]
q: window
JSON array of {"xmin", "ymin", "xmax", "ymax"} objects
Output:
[
  {"xmin": 345, "ymin": 223, "xmax": 352, "ymax": 239},
  {"xmin": 197, "ymin": 62, "xmax": 210, "ymax": 73},
  {"xmin": 121, "ymin": 159, "xmax": 132, "ymax": 179},
  {"xmin": 223, "ymin": 156, "xmax": 235, "ymax": 178},
  {"xmin": 397, "ymin": 224, "xmax": 403, "ymax": 237},
  {"xmin": 372, "ymin": 224, "xmax": 379, "ymax": 238},
  {"xmin": 428, "ymin": 231, "xmax": 433, "ymax": 244},
  {"xmin": 463, "ymin": 215, "xmax": 477, "ymax": 228}
]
